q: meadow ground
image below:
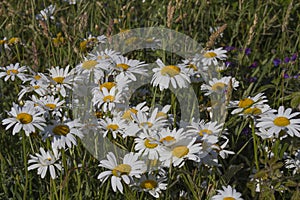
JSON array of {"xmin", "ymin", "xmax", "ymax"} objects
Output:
[{"xmin": 0, "ymin": 0, "xmax": 300, "ymax": 199}]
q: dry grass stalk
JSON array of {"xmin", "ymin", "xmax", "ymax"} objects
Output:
[
  {"xmin": 245, "ymin": 13, "xmax": 258, "ymax": 47},
  {"xmin": 282, "ymin": 0, "xmax": 293, "ymax": 32},
  {"xmin": 205, "ymin": 24, "xmax": 227, "ymax": 50},
  {"xmin": 167, "ymin": 1, "xmax": 175, "ymax": 28}
]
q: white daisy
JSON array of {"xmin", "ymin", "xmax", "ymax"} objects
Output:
[
  {"xmin": 28, "ymin": 147, "xmax": 62, "ymax": 179},
  {"xmin": 201, "ymin": 47, "xmax": 227, "ymax": 66},
  {"xmin": 231, "ymin": 93, "xmax": 270, "ymax": 116},
  {"xmin": 211, "ymin": 185, "xmax": 243, "ymax": 200},
  {"xmin": 121, "ymin": 101, "xmax": 149, "ymax": 121},
  {"xmin": 75, "ymin": 57, "xmax": 105, "ymax": 80},
  {"xmin": 18, "ymin": 81, "xmax": 49, "ymax": 100},
  {"xmin": 157, "ymin": 127, "xmax": 187, "ymax": 147},
  {"xmin": 2, "ymin": 102, "xmax": 46, "ymax": 136},
  {"xmin": 49, "ymin": 65, "xmax": 75, "ymax": 97},
  {"xmin": 135, "ymin": 135, "xmax": 161, "ymax": 160},
  {"xmin": 36, "ymin": 95, "xmax": 65, "ymax": 117},
  {"xmin": 159, "ymin": 137, "xmax": 201, "ymax": 168},
  {"xmin": 256, "ymin": 106, "xmax": 300, "ymax": 137},
  {"xmin": 0, "ymin": 63, "xmax": 27, "ymax": 82},
  {"xmin": 111, "ymin": 55, "xmax": 148, "ymax": 81},
  {"xmin": 97, "ymin": 152, "xmax": 146, "ymax": 193},
  {"xmin": 285, "ymin": 149, "xmax": 300, "ymax": 175},
  {"xmin": 136, "ymin": 173, "xmax": 167, "ymax": 198},
  {"xmin": 98, "ymin": 113, "xmax": 128, "ymax": 138},
  {"xmin": 92, "ymin": 86, "xmax": 124, "ymax": 112},
  {"xmin": 35, "ymin": 4, "xmax": 55, "ymax": 21},
  {"xmin": 187, "ymin": 119, "xmax": 223, "ymax": 142},
  {"xmin": 201, "ymin": 76, "xmax": 239, "ymax": 96},
  {"xmin": 42, "ymin": 119, "xmax": 83, "ymax": 150},
  {"xmin": 151, "ymin": 59, "xmax": 191, "ymax": 91}
]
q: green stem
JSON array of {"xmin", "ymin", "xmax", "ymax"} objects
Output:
[
  {"xmin": 22, "ymin": 133, "xmax": 28, "ymax": 200},
  {"xmin": 251, "ymin": 119, "xmax": 259, "ymax": 170}
]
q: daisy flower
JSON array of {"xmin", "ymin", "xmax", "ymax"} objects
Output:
[
  {"xmin": 187, "ymin": 119, "xmax": 223, "ymax": 141},
  {"xmin": 75, "ymin": 57, "xmax": 105, "ymax": 79},
  {"xmin": 136, "ymin": 173, "xmax": 167, "ymax": 198},
  {"xmin": 0, "ymin": 63, "xmax": 27, "ymax": 82},
  {"xmin": 92, "ymin": 86, "xmax": 124, "ymax": 112},
  {"xmin": 201, "ymin": 76, "xmax": 239, "ymax": 96},
  {"xmin": 201, "ymin": 47, "xmax": 227, "ymax": 66},
  {"xmin": 256, "ymin": 106, "xmax": 300, "ymax": 137},
  {"xmin": 36, "ymin": 95, "xmax": 65, "ymax": 117},
  {"xmin": 97, "ymin": 152, "xmax": 146, "ymax": 193},
  {"xmin": 28, "ymin": 147, "xmax": 62, "ymax": 179},
  {"xmin": 42, "ymin": 119, "xmax": 83, "ymax": 150},
  {"xmin": 157, "ymin": 127, "xmax": 187, "ymax": 147},
  {"xmin": 121, "ymin": 101, "xmax": 149, "ymax": 121},
  {"xmin": 36, "ymin": 4, "xmax": 55, "ymax": 21},
  {"xmin": 111, "ymin": 55, "xmax": 148, "ymax": 81},
  {"xmin": 127, "ymin": 108, "xmax": 168, "ymax": 137},
  {"xmin": 211, "ymin": 185, "xmax": 243, "ymax": 200},
  {"xmin": 285, "ymin": 149, "xmax": 300, "ymax": 175},
  {"xmin": 151, "ymin": 59, "xmax": 191, "ymax": 91},
  {"xmin": 159, "ymin": 137, "xmax": 201, "ymax": 168},
  {"xmin": 135, "ymin": 135, "xmax": 161, "ymax": 160},
  {"xmin": 98, "ymin": 113, "xmax": 128, "ymax": 138},
  {"xmin": 49, "ymin": 65, "xmax": 75, "ymax": 97},
  {"xmin": 231, "ymin": 93, "xmax": 270, "ymax": 116},
  {"xmin": 18, "ymin": 81, "xmax": 49, "ymax": 100},
  {"xmin": 2, "ymin": 102, "xmax": 46, "ymax": 136}
]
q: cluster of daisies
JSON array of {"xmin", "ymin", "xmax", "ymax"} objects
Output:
[{"xmin": 2, "ymin": 31, "xmax": 300, "ymax": 198}]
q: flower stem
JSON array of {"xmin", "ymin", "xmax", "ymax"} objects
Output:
[
  {"xmin": 22, "ymin": 132, "xmax": 28, "ymax": 200},
  {"xmin": 250, "ymin": 119, "xmax": 259, "ymax": 170}
]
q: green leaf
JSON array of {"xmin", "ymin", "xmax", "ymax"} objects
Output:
[
  {"xmin": 292, "ymin": 189, "xmax": 300, "ymax": 200},
  {"xmin": 291, "ymin": 94, "xmax": 300, "ymax": 109}
]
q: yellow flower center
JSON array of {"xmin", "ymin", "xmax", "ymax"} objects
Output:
[
  {"xmin": 156, "ymin": 111, "xmax": 167, "ymax": 119},
  {"xmin": 185, "ymin": 64, "xmax": 198, "ymax": 71},
  {"xmin": 16, "ymin": 113, "xmax": 33, "ymax": 124},
  {"xmin": 106, "ymin": 124, "xmax": 119, "ymax": 131},
  {"xmin": 112, "ymin": 164, "xmax": 132, "ymax": 177},
  {"xmin": 45, "ymin": 103, "xmax": 57, "ymax": 110},
  {"xmin": 0, "ymin": 40, "xmax": 6, "ymax": 45},
  {"xmin": 34, "ymin": 75, "xmax": 41, "ymax": 80},
  {"xmin": 140, "ymin": 180, "xmax": 158, "ymax": 189},
  {"xmin": 238, "ymin": 98, "xmax": 254, "ymax": 108},
  {"xmin": 223, "ymin": 197, "xmax": 235, "ymax": 200},
  {"xmin": 273, "ymin": 117, "xmax": 290, "ymax": 127},
  {"xmin": 33, "ymin": 85, "xmax": 40, "ymax": 89},
  {"xmin": 82, "ymin": 60, "xmax": 98, "ymax": 70},
  {"xmin": 172, "ymin": 146, "xmax": 189, "ymax": 158},
  {"xmin": 80, "ymin": 40, "xmax": 88, "ymax": 51},
  {"xmin": 122, "ymin": 108, "xmax": 138, "ymax": 120},
  {"xmin": 103, "ymin": 95, "xmax": 115, "ymax": 102},
  {"xmin": 8, "ymin": 37, "xmax": 20, "ymax": 45},
  {"xmin": 100, "ymin": 82, "xmax": 116, "ymax": 91},
  {"xmin": 140, "ymin": 122, "xmax": 153, "ymax": 129},
  {"xmin": 52, "ymin": 77, "xmax": 65, "ymax": 84},
  {"xmin": 203, "ymin": 51, "xmax": 217, "ymax": 58},
  {"xmin": 116, "ymin": 63, "xmax": 130, "ymax": 71},
  {"xmin": 211, "ymin": 82, "xmax": 226, "ymax": 91},
  {"xmin": 7, "ymin": 69, "xmax": 19, "ymax": 75},
  {"xmin": 160, "ymin": 136, "xmax": 175, "ymax": 143},
  {"xmin": 52, "ymin": 125, "xmax": 70, "ymax": 136},
  {"xmin": 243, "ymin": 107, "xmax": 262, "ymax": 115},
  {"xmin": 161, "ymin": 65, "xmax": 181, "ymax": 77},
  {"xmin": 95, "ymin": 111, "xmax": 104, "ymax": 118},
  {"xmin": 144, "ymin": 139, "xmax": 158, "ymax": 149},
  {"xmin": 199, "ymin": 129, "xmax": 213, "ymax": 136}
]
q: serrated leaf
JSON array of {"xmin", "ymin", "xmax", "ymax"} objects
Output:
[{"xmin": 284, "ymin": 180, "xmax": 298, "ymax": 187}]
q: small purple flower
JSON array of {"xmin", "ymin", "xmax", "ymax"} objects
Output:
[
  {"xmin": 248, "ymin": 77, "xmax": 257, "ymax": 82},
  {"xmin": 241, "ymin": 127, "xmax": 251, "ymax": 136},
  {"xmin": 284, "ymin": 57, "xmax": 290, "ymax": 63},
  {"xmin": 249, "ymin": 61, "xmax": 258, "ymax": 69},
  {"xmin": 291, "ymin": 53, "xmax": 297, "ymax": 61},
  {"xmin": 283, "ymin": 73, "xmax": 289, "ymax": 79},
  {"xmin": 245, "ymin": 48, "xmax": 251, "ymax": 55},
  {"xmin": 273, "ymin": 58, "xmax": 281, "ymax": 67},
  {"xmin": 225, "ymin": 46, "xmax": 236, "ymax": 51},
  {"xmin": 225, "ymin": 61, "xmax": 232, "ymax": 67}
]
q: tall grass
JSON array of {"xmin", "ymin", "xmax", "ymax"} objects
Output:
[{"xmin": 1, "ymin": 0, "xmax": 300, "ymax": 199}]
